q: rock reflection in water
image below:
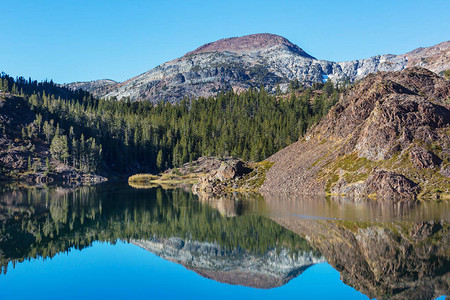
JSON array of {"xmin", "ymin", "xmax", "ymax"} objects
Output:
[
  {"xmin": 195, "ymin": 192, "xmax": 266, "ymax": 217},
  {"xmin": 200, "ymin": 192, "xmax": 449, "ymax": 299},
  {"xmin": 0, "ymin": 183, "xmax": 448, "ymax": 299},
  {"xmin": 260, "ymin": 192, "xmax": 450, "ymax": 222},
  {"xmin": 266, "ymin": 193, "xmax": 450, "ymax": 299},
  {"xmin": 271, "ymin": 214, "xmax": 449, "ymax": 299}
]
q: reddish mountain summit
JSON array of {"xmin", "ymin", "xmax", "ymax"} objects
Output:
[{"xmin": 184, "ymin": 33, "xmax": 315, "ymax": 58}]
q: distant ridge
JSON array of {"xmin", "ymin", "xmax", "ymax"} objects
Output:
[
  {"xmin": 401, "ymin": 40, "xmax": 450, "ymax": 74},
  {"xmin": 63, "ymin": 34, "xmax": 450, "ymax": 103},
  {"xmin": 62, "ymin": 79, "xmax": 117, "ymax": 97}
]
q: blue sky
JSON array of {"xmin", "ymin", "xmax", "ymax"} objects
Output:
[{"xmin": 1, "ymin": 0, "xmax": 449, "ymax": 83}]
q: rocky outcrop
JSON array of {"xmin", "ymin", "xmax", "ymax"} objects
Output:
[
  {"xmin": 61, "ymin": 79, "xmax": 117, "ymax": 97},
  {"xmin": 165, "ymin": 156, "xmax": 227, "ymax": 175},
  {"xmin": 68, "ymin": 34, "xmax": 450, "ymax": 103},
  {"xmin": 262, "ymin": 67, "xmax": 450, "ymax": 200},
  {"xmin": 272, "ymin": 218, "xmax": 449, "ymax": 300},
  {"xmin": 192, "ymin": 158, "xmax": 253, "ymax": 195},
  {"xmin": 409, "ymin": 146, "xmax": 442, "ymax": 169},
  {"xmin": 132, "ymin": 237, "xmax": 325, "ymax": 289},
  {"xmin": 364, "ymin": 170, "xmax": 420, "ymax": 199}
]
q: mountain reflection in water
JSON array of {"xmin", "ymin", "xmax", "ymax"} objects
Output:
[{"xmin": 0, "ymin": 182, "xmax": 448, "ymax": 299}]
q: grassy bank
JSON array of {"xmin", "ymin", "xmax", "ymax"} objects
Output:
[{"xmin": 128, "ymin": 173, "xmax": 201, "ymax": 189}]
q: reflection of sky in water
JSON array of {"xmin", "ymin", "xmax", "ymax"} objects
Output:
[{"xmin": 0, "ymin": 241, "xmax": 369, "ymax": 299}]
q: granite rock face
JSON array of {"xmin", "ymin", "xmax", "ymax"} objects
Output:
[
  {"xmin": 66, "ymin": 34, "xmax": 449, "ymax": 103},
  {"xmin": 132, "ymin": 237, "xmax": 325, "ymax": 289},
  {"xmin": 62, "ymin": 79, "xmax": 117, "ymax": 97}
]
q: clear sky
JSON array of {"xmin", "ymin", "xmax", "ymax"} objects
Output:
[{"xmin": 1, "ymin": 0, "xmax": 449, "ymax": 83}]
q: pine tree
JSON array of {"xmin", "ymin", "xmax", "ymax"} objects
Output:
[
  {"xmin": 72, "ymin": 138, "xmax": 79, "ymax": 168},
  {"xmin": 50, "ymin": 134, "xmax": 69, "ymax": 163},
  {"xmin": 45, "ymin": 157, "xmax": 51, "ymax": 172},
  {"xmin": 156, "ymin": 149, "xmax": 163, "ymax": 170}
]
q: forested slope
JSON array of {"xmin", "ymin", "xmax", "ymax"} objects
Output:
[{"xmin": 1, "ymin": 73, "xmax": 340, "ymax": 180}]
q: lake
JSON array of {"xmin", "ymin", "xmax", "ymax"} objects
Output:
[{"xmin": 0, "ymin": 182, "xmax": 448, "ymax": 299}]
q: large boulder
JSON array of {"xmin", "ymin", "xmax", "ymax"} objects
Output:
[
  {"xmin": 409, "ymin": 146, "xmax": 441, "ymax": 169},
  {"xmin": 364, "ymin": 169, "xmax": 420, "ymax": 200},
  {"xmin": 214, "ymin": 160, "xmax": 248, "ymax": 181},
  {"xmin": 192, "ymin": 159, "xmax": 252, "ymax": 195}
]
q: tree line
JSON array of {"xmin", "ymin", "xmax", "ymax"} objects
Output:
[{"xmin": 1, "ymin": 72, "xmax": 341, "ymax": 174}]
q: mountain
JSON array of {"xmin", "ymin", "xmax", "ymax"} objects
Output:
[
  {"xmin": 400, "ymin": 41, "xmax": 450, "ymax": 74},
  {"xmin": 64, "ymin": 34, "xmax": 449, "ymax": 103},
  {"xmin": 261, "ymin": 67, "xmax": 450, "ymax": 200},
  {"xmin": 62, "ymin": 79, "xmax": 117, "ymax": 97},
  {"xmin": 184, "ymin": 33, "xmax": 314, "ymax": 59}
]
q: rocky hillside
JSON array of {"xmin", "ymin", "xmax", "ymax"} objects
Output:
[
  {"xmin": 66, "ymin": 33, "xmax": 449, "ymax": 103},
  {"xmin": 261, "ymin": 67, "xmax": 450, "ymax": 200},
  {"xmin": 401, "ymin": 41, "xmax": 450, "ymax": 74},
  {"xmin": 133, "ymin": 237, "xmax": 324, "ymax": 289},
  {"xmin": 61, "ymin": 79, "xmax": 117, "ymax": 97}
]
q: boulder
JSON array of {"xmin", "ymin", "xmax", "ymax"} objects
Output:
[
  {"xmin": 409, "ymin": 146, "xmax": 441, "ymax": 169},
  {"xmin": 364, "ymin": 170, "xmax": 420, "ymax": 200},
  {"xmin": 192, "ymin": 159, "xmax": 252, "ymax": 195},
  {"xmin": 214, "ymin": 160, "xmax": 249, "ymax": 181}
]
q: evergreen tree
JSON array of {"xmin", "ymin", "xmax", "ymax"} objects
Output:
[
  {"xmin": 156, "ymin": 150, "xmax": 164, "ymax": 170},
  {"xmin": 50, "ymin": 134, "xmax": 69, "ymax": 163}
]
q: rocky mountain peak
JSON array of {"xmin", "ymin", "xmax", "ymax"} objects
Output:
[
  {"xmin": 65, "ymin": 37, "xmax": 449, "ymax": 103},
  {"xmin": 183, "ymin": 33, "xmax": 314, "ymax": 58}
]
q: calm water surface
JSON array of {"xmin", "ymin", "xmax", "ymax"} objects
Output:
[{"xmin": 0, "ymin": 182, "xmax": 448, "ymax": 299}]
